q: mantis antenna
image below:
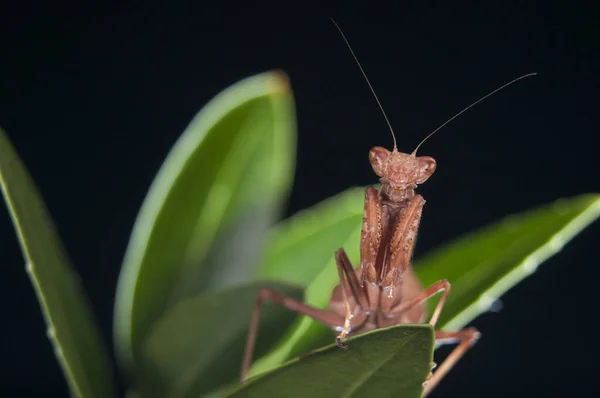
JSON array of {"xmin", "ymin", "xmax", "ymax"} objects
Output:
[
  {"xmin": 331, "ymin": 18, "xmax": 398, "ymax": 151},
  {"xmin": 411, "ymin": 72, "xmax": 537, "ymax": 155},
  {"xmin": 331, "ymin": 19, "xmax": 536, "ymax": 156}
]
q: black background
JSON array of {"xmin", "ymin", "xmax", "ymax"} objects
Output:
[{"xmin": 1, "ymin": 2, "xmax": 599, "ymax": 397}]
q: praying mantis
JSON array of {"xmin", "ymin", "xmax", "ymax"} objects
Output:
[{"xmin": 239, "ymin": 20, "xmax": 535, "ymax": 396}]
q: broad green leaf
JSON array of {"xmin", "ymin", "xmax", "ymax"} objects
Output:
[
  {"xmin": 137, "ymin": 281, "xmax": 303, "ymax": 398},
  {"xmin": 258, "ymin": 187, "xmax": 364, "ymax": 284},
  {"xmin": 229, "ymin": 325, "xmax": 434, "ymax": 398},
  {"xmin": 0, "ymin": 127, "xmax": 116, "ymax": 398},
  {"xmin": 250, "ymin": 191, "xmax": 600, "ymax": 377},
  {"xmin": 114, "ymin": 71, "xmax": 296, "ymax": 373},
  {"xmin": 416, "ymin": 193, "xmax": 600, "ymax": 331}
]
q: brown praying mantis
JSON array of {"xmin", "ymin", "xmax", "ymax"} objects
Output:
[{"xmin": 240, "ymin": 21, "xmax": 536, "ymax": 396}]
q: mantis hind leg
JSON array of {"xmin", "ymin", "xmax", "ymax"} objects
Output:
[
  {"xmin": 240, "ymin": 288, "xmax": 344, "ymax": 383},
  {"xmin": 423, "ymin": 328, "xmax": 481, "ymax": 397}
]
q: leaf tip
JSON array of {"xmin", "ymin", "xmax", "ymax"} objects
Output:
[{"xmin": 266, "ymin": 70, "xmax": 291, "ymax": 94}]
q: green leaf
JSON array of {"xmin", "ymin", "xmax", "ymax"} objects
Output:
[
  {"xmin": 138, "ymin": 281, "xmax": 304, "ymax": 398},
  {"xmin": 229, "ymin": 325, "xmax": 434, "ymax": 398},
  {"xmin": 0, "ymin": 127, "xmax": 116, "ymax": 398},
  {"xmin": 258, "ymin": 187, "xmax": 364, "ymax": 284},
  {"xmin": 114, "ymin": 71, "xmax": 296, "ymax": 373},
  {"xmin": 416, "ymin": 193, "xmax": 600, "ymax": 331},
  {"xmin": 250, "ymin": 190, "xmax": 600, "ymax": 377}
]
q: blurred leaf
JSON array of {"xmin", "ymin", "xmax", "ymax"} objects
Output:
[
  {"xmin": 114, "ymin": 71, "xmax": 296, "ymax": 373},
  {"xmin": 250, "ymin": 190, "xmax": 600, "ymax": 377},
  {"xmin": 229, "ymin": 325, "xmax": 433, "ymax": 398},
  {"xmin": 0, "ymin": 127, "xmax": 116, "ymax": 397},
  {"xmin": 138, "ymin": 281, "xmax": 303, "ymax": 398},
  {"xmin": 258, "ymin": 187, "xmax": 364, "ymax": 284}
]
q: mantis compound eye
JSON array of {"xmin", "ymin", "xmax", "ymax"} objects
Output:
[
  {"xmin": 416, "ymin": 156, "xmax": 436, "ymax": 184},
  {"xmin": 369, "ymin": 146, "xmax": 390, "ymax": 177}
]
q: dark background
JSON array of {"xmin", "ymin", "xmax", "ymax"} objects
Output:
[{"xmin": 1, "ymin": 2, "xmax": 598, "ymax": 397}]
